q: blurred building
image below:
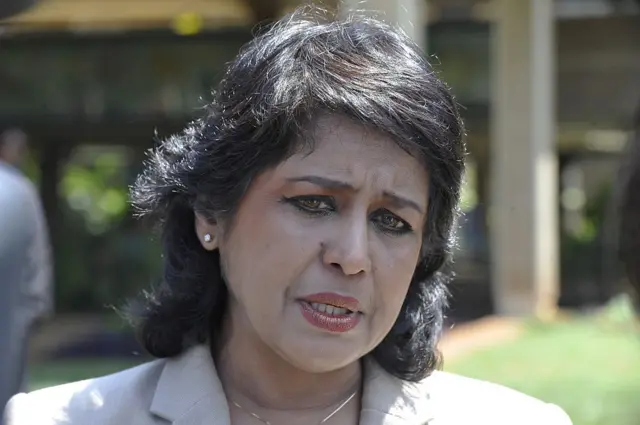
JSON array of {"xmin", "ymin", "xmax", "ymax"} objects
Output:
[{"xmin": 1, "ymin": 0, "xmax": 638, "ymax": 319}]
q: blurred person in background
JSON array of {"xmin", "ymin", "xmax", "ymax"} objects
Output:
[
  {"xmin": 0, "ymin": 128, "xmax": 53, "ymax": 420},
  {"xmin": 618, "ymin": 106, "xmax": 640, "ymax": 314},
  {"xmin": 5, "ymin": 7, "xmax": 570, "ymax": 425}
]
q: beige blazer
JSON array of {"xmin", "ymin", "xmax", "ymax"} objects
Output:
[{"xmin": 4, "ymin": 345, "xmax": 572, "ymax": 425}]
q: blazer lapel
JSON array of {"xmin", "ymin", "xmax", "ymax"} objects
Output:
[
  {"xmin": 150, "ymin": 345, "xmax": 231, "ymax": 425},
  {"xmin": 360, "ymin": 358, "xmax": 436, "ymax": 425},
  {"xmin": 149, "ymin": 346, "xmax": 435, "ymax": 425}
]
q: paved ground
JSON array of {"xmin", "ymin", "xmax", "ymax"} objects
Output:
[
  {"xmin": 438, "ymin": 316, "xmax": 524, "ymax": 360},
  {"xmin": 29, "ymin": 315, "xmax": 108, "ymax": 362}
]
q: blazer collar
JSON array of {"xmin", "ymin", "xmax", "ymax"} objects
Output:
[
  {"xmin": 150, "ymin": 345, "xmax": 230, "ymax": 425},
  {"xmin": 360, "ymin": 357, "xmax": 435, "ymax": 425},
  {"xmin": 150, "ymin": 345, "xmax": 435, "ymax": 425}
]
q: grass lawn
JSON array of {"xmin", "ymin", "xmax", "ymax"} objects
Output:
[
  {"xmin": 28, "ymin": 359, "xmax": 144, "ymax": 391},
  {"xmin": 28, "ymin": 314, "xmax": 638, "ymax": 425},
  {"xmin": 445, "ymin": 316, "xmax": 640, "ymax": 425}
]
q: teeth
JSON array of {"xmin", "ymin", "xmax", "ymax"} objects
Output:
[{"xmin": 309, "ymin": 302, "xmax": 351, "ymax": 315}]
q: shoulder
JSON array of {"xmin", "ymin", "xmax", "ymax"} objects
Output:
[
  {"xmin": 424, "ymin": 371, "xmax": 572, "ymax": 425},
  {"xmin": 4, "ymin": 359, "xmax": 166, "ymax": 425},
  {"xmin": 0, "ymin": 166, "xmax": 37, "ymax": 221},
  {"xmin": 0, "ymin": 165, "xmax": 31, "ymax": 196},
  {"xmin": 0, "ymin": 168, "xmax": 45, "ymax": 255}
]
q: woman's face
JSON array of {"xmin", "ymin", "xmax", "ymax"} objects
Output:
[{"xmin": 198, "ymin": 114, "xmax": 429, "ymax": 372}]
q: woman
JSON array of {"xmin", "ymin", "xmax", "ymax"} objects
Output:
[{"xmin": 5, "ymin": 7, "xmax": 571, "ymax": 425}]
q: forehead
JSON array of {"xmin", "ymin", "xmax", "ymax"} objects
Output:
[{"xmin": 276, "ymin": 114, "xmax": 428, "ymax": 194}]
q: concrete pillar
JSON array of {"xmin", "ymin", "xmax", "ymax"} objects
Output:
[
  {"xmin": 340, "ymin": 0, "xmax": 427, "ymax": 51},
  {"xmin": 489, "ymin": 0, "xmax": 559, "ymax": 317}
]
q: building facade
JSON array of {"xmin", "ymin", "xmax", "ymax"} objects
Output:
[{"xmin": 2, "ymin": 0, "xmax": 638, "ymax": 316}]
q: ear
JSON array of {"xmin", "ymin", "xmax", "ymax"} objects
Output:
[{"xmin": 194, "ymin": 212, "xmax": 219, "ymax": 251}]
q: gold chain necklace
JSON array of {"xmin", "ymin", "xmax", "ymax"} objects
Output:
[{"xmin": 230, "ymin": 390, "xmax": 358, "ymax": 425}]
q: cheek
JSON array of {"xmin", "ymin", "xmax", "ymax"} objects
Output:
[
  {"xmin": 220, "ymin": 203, "xmax": 318, "ymax": 306},
  {"xmin": 374, "ymin": 242, "xmax": 421, "ymax": 316}
]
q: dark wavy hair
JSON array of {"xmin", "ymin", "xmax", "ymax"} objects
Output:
[{"xmin": 128, "ymin": 6, "xmax": 466, "ymax": 382}]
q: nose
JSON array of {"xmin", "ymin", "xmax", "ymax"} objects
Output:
[{"xmin": 322, "ymin": 214, "xmax": 372, "ymax": 276}]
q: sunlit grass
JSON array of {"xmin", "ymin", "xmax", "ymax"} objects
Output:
[
  {"xmin": 28, "ymin": 359, "xmax": 144, "ymax": 391},
  {"xmin": 445, "ymin": 315, "xmax": 640, "ymax": 425}
]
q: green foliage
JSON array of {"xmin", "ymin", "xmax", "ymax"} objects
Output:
[
  {"xmin": 459, "ymin": 164, "xmax": 478, "ymax": 213},
  {"xmin": 54, "ymin": 209, "xmax": 161, "ymax": 312},
  {"xmin": 61, "ymin": 151, "xmax": 129, "ymax": 235},
  {"xmin": 54, "ymin": 147, "xmax": 161, "ymax": 312},
  {"xmin": 599, "ymin": 294, "xmax": 638, "ymax": 331}
]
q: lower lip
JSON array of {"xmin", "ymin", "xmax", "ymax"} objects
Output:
[{"xmin": 298, "ymin": 302, "xmax": 361, "ymax": 333}]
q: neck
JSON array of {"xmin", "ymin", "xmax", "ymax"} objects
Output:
[{"xmin": 214, "ymin": 305, "xmax": 362, "ymax": 411}]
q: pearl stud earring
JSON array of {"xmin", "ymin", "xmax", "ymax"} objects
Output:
[{"xmin": 203, "ymin": 234, "xmax": 212, "ymax": 243}]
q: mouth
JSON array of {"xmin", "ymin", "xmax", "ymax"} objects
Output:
[
  {"xmin": 297, "ymin": 296, "xmax": 362, "ymax": 333},
  {"xmin": 299, "ymin": 292, "xmax": 362, "ymax": 315},
  {"xmin": 302, "ymin": 301, "xmax": 357, "ymax": 316}
]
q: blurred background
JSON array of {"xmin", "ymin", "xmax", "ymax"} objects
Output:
[{"xmin": 0, "ymin": 0, "xmax": 638, "ymax": 424}]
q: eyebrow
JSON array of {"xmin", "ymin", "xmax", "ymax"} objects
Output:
[{"xmin": 286, "ymin": 175, "xmax": 425, "ymax": 214}]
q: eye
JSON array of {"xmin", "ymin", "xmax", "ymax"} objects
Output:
[
  {"xmin": 283, "ymin": 196, "xmax": 335, "ymax": 215},
  {"xmin": 372, "ymin": 210, "xmax": 412, "ymax": 234}
]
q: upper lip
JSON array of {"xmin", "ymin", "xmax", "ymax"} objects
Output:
[{"xmin": 301, "ymin": 292, "xmax": 362, "ymax": 312}]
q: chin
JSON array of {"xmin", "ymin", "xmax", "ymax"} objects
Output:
[
  {"xmin": 288, "ymin": 354, "xmax": 359, "ymax": 374},
  {"xmin": 275, "ymin": 338, "xmax": 364, "ymax": 373}
]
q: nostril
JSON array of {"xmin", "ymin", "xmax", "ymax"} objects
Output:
[{"xmin": 330, "ymin": 262, "xmax": 342, "ymax": 271}]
